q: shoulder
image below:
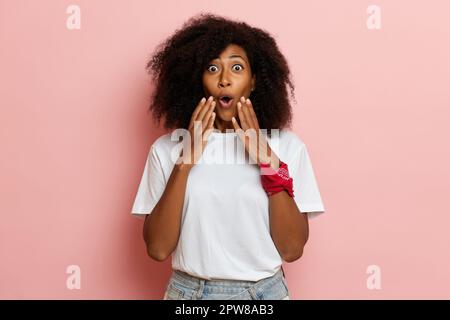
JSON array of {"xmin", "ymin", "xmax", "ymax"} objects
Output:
[
  {"xmin": 151, "ymin": 130, "xmax": 181, "ymax": 153},
  {"xmin": 149, "ymin": 130, "xmax": 186, "ymax": 166},
  {"xmin": 269, "ymin": 129, "xmax": 306, "ymax": 155},
  {"xmin": 279, "ymin": 129, "xmax": 305, "ymax": 148}
]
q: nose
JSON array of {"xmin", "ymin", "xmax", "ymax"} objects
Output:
[{"xmin": 218, "ymin": 70, "xmax": 231, "ymax": 88}]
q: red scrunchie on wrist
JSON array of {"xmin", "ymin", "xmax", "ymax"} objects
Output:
[{"xmin": 259, "ymin": 160, "xmax": 294, "ymax": 198}]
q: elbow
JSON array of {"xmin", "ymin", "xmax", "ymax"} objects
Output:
[
  {"xmin": 145, "ymin": 242, "xmax": 170, "ymax": 262},
  {"xmin": 282, "ymin": 247, "xmax": 304, "ymax": 263},
  {"xmin": 150, "ymin": 253, "xmax": 169, "ymax": 262},
  {"xmin": 143, "ymin": 217, "xmax": 168, "ymax": 262},
  {"xmin": 147, "ymin": 246, "xmax": 169, "ymax": 262}
]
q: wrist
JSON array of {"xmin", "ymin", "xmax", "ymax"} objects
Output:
[
  {"xmin": 175, "ymin": 158, "xmax": 194, "ymax": 172},
  {"xmin": 258, "ymin": 156, "xmax": 280, "ymax": 172},
  {"xmin": 259, "ymin": 160, "xmax": 294, "ymax": 198}
]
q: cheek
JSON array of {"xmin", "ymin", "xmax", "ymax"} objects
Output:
[
  {"xmin": 237, "ymin": 77, "xmax": 252, "ymax": 90},
  {"xmin": 202, "ymin": 73, "xmax": 213, "ymax": 86},
  {"xmin": 202, "ymin": 83, "xmax": 214, "ymax": 95}
]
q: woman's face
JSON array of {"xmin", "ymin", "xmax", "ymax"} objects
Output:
[{"xmin": 202, "ymin": 44, "xmax": 256, "ymax": 132}]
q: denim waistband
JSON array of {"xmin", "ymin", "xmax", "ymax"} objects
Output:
[{"xmin": 171, "ymin": 268, "xmax": 284, "ymax": 289}]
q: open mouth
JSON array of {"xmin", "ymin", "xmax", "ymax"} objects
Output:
[{"xmin": 218, "ymin": 96, "xmax": 234, "ymax": 109}]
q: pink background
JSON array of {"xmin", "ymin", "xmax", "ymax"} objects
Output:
[{"xmin": 1, "ymin": 0, "xmax": 449, "ymax": 299}]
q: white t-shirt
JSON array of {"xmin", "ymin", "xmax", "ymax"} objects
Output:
[{"xmin": 131, "ymin": 128, "xmax": 325, "ymax": 281}]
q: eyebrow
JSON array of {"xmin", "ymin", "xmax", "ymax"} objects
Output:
[{"xmin": 212, "ymin": 54, "xmax": 246, "ymax": 62}]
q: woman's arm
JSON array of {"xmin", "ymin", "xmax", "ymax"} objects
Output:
[
  {"xmin": 265, "ymin": 152, "xmax": 309, "ymax": 263},
  {"xmin": 143, "ymin": 96, "xmax": 215, "ymax": 261},
  {"xmin": 229, "ymin": 98, "xmax": 309, "ymax": 262},
  {"xmin": 269, "ymin": 190, "xmax": 309, "ymax": 263},
  {"xmin": 143, "ymin": 162, "xmax": 193, "ymax": 261}
]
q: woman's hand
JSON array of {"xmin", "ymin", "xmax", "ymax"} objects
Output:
[
  {"xmin": 178, "ymin": 96, "xmax": 216, "ymax": 167},
  {"xmin": 231, "ymin": 96, "xmax": 279, "ymax": 170}
]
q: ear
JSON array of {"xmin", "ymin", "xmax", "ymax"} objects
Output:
[{"xmin": 251, "ymin": 74, "xmax": 256, "ymax": 91}]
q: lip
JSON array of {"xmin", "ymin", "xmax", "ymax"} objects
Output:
[{"xmin": 217, "ymin": 98, "xmax": 234, "ymax": 109}]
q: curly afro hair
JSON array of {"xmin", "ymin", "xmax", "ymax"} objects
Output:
[{"xmin": 146, "ymin": 13, "xmax": 296, "ymax": 137}]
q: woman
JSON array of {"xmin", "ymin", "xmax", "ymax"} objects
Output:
[{"xmin": 131, "ymin": 13, "xmax": 325, "ymax": 300}]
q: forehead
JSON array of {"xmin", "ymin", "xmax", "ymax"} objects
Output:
[{"xmin": 212, "ymin": 44, "xmax": 249, "ymax": 61}]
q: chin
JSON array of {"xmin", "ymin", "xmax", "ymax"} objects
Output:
[
  {"xmin": 222, "ymin": 116, "xmax": 235, "ymax": 122},
  {"xmin": 217, "ymin": 111, "xmax": 235, "ymax": 120}
]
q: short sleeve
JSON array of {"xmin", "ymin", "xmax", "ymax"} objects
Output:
[
  {"xmin": 130, "ymin": 144, "xmax": 166, "ymax": 219},
  {"xmin": 288, "ymin": 142, "xmax": 325, "ymax": 219}
]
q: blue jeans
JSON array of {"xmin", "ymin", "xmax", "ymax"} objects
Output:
[{"xmin": 163, "ymin": 268, "xmax": 290, "ymax": 300}]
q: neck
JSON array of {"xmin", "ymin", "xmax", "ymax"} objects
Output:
[{"xmin": 214, "ymin": 118, "xmax": 236, "ymax": 133}]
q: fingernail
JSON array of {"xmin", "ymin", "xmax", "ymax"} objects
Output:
[
  {"xmin": 201, "ymin": 97, "xmax": 206, "ymax": 103},
  {"xmin": 209, "ymin": 96, "xmax": 213, "ymax": 101},
  {"xmin": 232, "ymin": 117, "xmax": 236, "ymax": 122}
]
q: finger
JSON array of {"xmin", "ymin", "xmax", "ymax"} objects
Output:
[
  {"xmin": 209, "ymin": 112, "xmax": 216, "ymax": 129},
  {"xmin": 231, "ymin": 116, "xmax": 241, "ymax": 131},
  {"xmin": 244, "ymin": 98, "xmax": 259, "ymax": 130},
  {"xmin": 237, "ymin": 101, "xmax": 250, "ymax": 130},
  {"xmin": 239, "ymin": 97, "xmax": 254, "ymax": 129},
  {"xmin": 231, "ymin": 117, "xmax": 246, "ymax": 143},
  {"xmin": 242, "ymin": 98, "xmax": 262, "ymax": 153},
  {"xmin": 202, "ymin": 104, "xmax": 215, "ymax": 133},
  {"xmin": 240, "ymin": 96, "xmax": 257, "ymax": 129},
  {"xmin": 189, "ymin": 97, "xmax": 207, "ymax": 129},
  {"xmin": 197, "ymin": 96, "xmax": 215, "ymax": 123},
  {"xmin": 203, "ymin": 112, "xmax": 216, "ymax": 141}
]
